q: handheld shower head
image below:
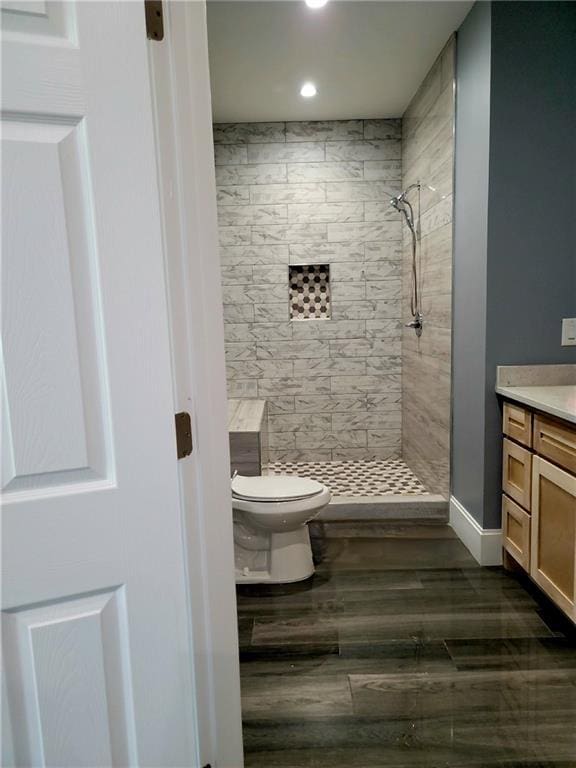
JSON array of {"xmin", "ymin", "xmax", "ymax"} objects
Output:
[{"xmin": 389, "ymin": 182, "xmax": 423, "ymax": 335}]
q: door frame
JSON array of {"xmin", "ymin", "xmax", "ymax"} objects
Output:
[{"xmin": 146, "ymin": 2, "xmax": 244, "ymax": 765}]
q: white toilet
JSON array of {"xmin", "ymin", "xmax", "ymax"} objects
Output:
[{"xmin": 232, "ymin": 474, "xmax": 331, "ymax": 584}]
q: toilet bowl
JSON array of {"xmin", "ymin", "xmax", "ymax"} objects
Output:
[{"xmin": 232, "ymin": 474, "xmax": 331, "ymax": 584}]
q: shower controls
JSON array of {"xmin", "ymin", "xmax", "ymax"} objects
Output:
[
  {"xmin": 405, "ymin": 311, "xmax": 424, "ymax": 337},
  {"xmin": 391, "ymin": 183, "xmax": 423, "ymax": 337}
]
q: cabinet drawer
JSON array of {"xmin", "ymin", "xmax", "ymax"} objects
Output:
[
  {"xmin": 502, "ymin": 494, "xmax": 530, "ymax": 571},
  {"xmin": 502, "ymin": 438, "xmax": 532, "ymax": 510},
  {"xmin": 503, "ymin": 402, "xmax": 532, "ymax": 447},
  {"xmin": 533, "ymin": 414, "xmax": 576, "ymax": 475}
]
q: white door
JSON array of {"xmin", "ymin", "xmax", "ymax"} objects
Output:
[{"xmin": 1, "ymin": 3, "xmax": 199, "ymax": 766}]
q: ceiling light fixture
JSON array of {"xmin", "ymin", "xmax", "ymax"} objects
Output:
[
  {"xmin": 305, "ymin": 0, "xmax": 328, "ymax": 8},
  {"xmin": 300, "ymin": 82, "xmax": 317, "ymax": 98}
]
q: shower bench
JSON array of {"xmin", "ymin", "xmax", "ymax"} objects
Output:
[{"xmin": 228, "ymin": 399, "xmax": 268, "ymax": 477}]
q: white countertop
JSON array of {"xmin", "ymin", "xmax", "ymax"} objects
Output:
[{"xmin": 496, "ymin": 384, "xmax": 576, "ymax": 425}]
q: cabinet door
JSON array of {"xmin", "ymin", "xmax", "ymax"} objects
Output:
[
  {"xmin": 502, "ymin": 438, "xmax": 532, "ymax": 510},
  {"xmin": 530, "ymin": 456, "xmax": 576, "ymax": 621}
]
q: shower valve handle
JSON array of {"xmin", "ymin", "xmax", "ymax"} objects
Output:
[{"xmin": 405, "ymin": 312, "xmax": 424, "ymax": 337}]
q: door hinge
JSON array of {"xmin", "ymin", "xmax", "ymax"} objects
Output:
[
  {"xmin": 145, "ymin": 0, "xmax": 164, "ymax": 41},
  {"xmin": 175, "ymin": 412, "xmax": 193, "ymax": 459}
]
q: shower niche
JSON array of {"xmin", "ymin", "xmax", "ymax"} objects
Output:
[{"xmin": 289, "ymin": 264, "xmax": 330, "ymax": 321}]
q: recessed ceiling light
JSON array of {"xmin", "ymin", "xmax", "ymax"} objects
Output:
[
  {"xmin": 305, "ymin": 0, "xmax": 328, "ymax": 8},
  {"xmin": 300, "ymin": 82, "xmax": 317, "ymax": 98}
]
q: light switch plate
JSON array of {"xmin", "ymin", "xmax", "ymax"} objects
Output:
[{"xmin": 561, "ymin": 317, "xmax": 576, "ymax": 346}]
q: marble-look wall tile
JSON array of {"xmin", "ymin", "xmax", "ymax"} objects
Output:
[
  {"xmin": 289, "ymin": 242, "xmax": 364, "ymax": 263},
  {"xmin": 287, "ymin": 162, "xmax": 363, "ymax": 182},
  {"xmin": 214, "ymin": 119, "xmax": 406, "ymax": 461},
  {"xmin": 253, "ymin": 303, "xmax": 289, "ymax": 322},
  {"xmin": 257, "ymin": 340, "xmax": 329, "ymax": 360},
  {"xmin": 219, "ymin": 244, "xmax": 288, "ymax": 266},
  {"xmin": 215, "ymin": 163, "xmax": 287, "ymax": 186},
  {"xmin": 294, "ymin": 395, "xmax": 367, "ymax": 412},
  {"xmin": 363, "ymin": 160, "xmax": 403, "ymax": 181},
  {"xmin": 217, "ymin": 204, "xmax": 287, "ymax": 227},
  {"xmin": 365, "ymin": 241, "xmax": 403, "ymax": 261},
  {"xmin": 288, "ymin": 202, "xmax": 364, "ymax": 223},
  {"xmin": 248, "ymin": 142, "xmax": 325, "ymax": 164},
  {"xmin": 226, "ymin": 360, "xmax": 294, "ymax": 379},
  {"xmin": 330, "ymin": 340, "xmax": 401, "ymax": 359},
  {"xmin": 330, "ymin": 282, "xmax": 366, "ymax": 301},
  {"xmin": 223, "ymin": 304, "xmax": 255, "ymax": 324},
  {"xmin": 366, "ymin": 279, "xmax": 402, "ymax": 300},
  {"xmin": 296, "ymin": 431, "xmax": 368, "ymax": 449},
  {"xmin": 250, "ymin": 183, "xmax": 326, "ymax": 205},
  {"xmin": 220, "ymin": 265, "xmax": 253, "ymax": 285},
  {"xmin": 219, "ymin": 226, "xmax": 251, "ymax": 246},
  {"xmin": 331, "ymin": 375, "xmax": 401, "ymax": 395},
  {"xmin": 286, "ymin": 120, "xmax": 363, "ymax": 142},
  {"xmin": 291, "ymin": 319, "xmax": 365, "ymax": 340},
  {"xmin": 401, "ymin": 37, "xmax": 455, "ymax": 496},
  {"xmin": 326, "ymin": 181, "xmax": 396, "ymax": 202},
  {"xmin": 224, "ymin": 342, "xmax": 256, "ymax": 360},
  {"xmin": 222, "ymin": 284, "xmax": 287, "ymax": 304},
  {"xmin": 257, "ymin": 377, "xmax": 331, "ymax": 396},
  {"xmin": 363, "ymin": 119, "xmax": 402, "ymax": 140},
  {"xmin": 333, "ymin": 412, "xmax": 402, "ymax": 430},
  {"xmin": 228, "ymin": 379, "xmax": 258, "ymax": 398},
  {"xmin": 224, "ymin": 322, "xmax": 292, "ymax": 342},
  {"xmin": 214, "ymin": 144, "xmax": 248, "ymax": 166},
  {"xmin": 251, "ymin": 265, "xmax": 288, "ymax": 284},
  {"xmin": 327, "ymin": 222, "xmax": 400, "ymax": 243},
  {"xmin": 364, "ymin": 262, "xmax": 402, "ymax": 281},
  {"xmin": 325, "ymin": 140, "xmax": 401, "ymax": 162},
  {"xmin": 213, "ymin": 122, "xmax": 285, "ymax": 144},
  {"xmin": 217, "ymin": 185, "xmax": 250, "ymax": 205},
  {"xmin": 268, "ymin": 414, "xmax": 332, "ymax": 432},
  {"xmin": 367, "ymin": 393, "xmax": 402, "ymax": 410},
  {"xmin": 252, "ymin": 223, "xmax": 328, "ymax": 244},
  {"xmin": 293, "ymin": 358, "xmax": 367, "ymax": 377}
]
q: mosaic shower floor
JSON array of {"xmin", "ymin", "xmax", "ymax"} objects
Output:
[{"xmin": 265, "ymin": 458, "xmax": 429, "ymax": 497}]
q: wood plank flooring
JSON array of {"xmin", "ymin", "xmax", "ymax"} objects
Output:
[{"xmin": 237, "ymin": 526, "xmax": 576, "ymax": 767}]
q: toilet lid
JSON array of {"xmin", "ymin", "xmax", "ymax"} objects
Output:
[{"xmin": 232, "ymin": 474, "xmax": 324, "ymax": 502}]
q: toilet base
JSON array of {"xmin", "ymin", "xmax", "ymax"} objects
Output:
[{"xmin": 235, "ymin": 525, "xmax": 315, "ymax": 584}]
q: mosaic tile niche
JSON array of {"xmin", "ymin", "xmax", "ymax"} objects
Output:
[
  {"xmin": 289, "ymin": 264, "xmax": 330, "ymax": 320},
  {"xmin": 214, "ymin": 119, "xmax": 403, "ymax": 463}
]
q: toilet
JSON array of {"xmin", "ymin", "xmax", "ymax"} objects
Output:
[{"xmin": 232, "ymin": 474, "xmax": 331, "ymax": 584}]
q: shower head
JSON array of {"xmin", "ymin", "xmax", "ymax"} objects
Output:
[
  {"xmin": 390, "ymin": 183, "xmax": 420, "ymax": 211},
  {"xmin": 390, "ymin": 183, "xmax": 420, "ymax": 232}
]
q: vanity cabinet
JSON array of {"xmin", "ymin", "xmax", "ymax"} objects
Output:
[{"xmin": 501, "ymin": 402, "xmax": 576, "ymax": 622}]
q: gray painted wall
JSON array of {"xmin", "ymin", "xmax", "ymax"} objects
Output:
[
  {"xmin": 452, "ymin": 1, "xmax": 576, "ymax": 528},
  {"xmin": 452, "ymin": 0, "xmax": 492, "ymax": 526},
  {"xmin": 483, "ymin": 1, "xmax": 576, "ymax": 527}
]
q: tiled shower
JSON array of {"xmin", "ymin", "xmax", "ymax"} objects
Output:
[{"xmin": 215, "ymin": 40, "xmax": 455, "ymax": 501}]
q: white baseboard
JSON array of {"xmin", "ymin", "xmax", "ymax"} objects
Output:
[{"xmin": 449, "ymin": 496, "xmax": 502, "ymax": 566}]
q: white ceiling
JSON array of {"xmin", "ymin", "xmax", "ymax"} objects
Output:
[{"xmin": 207, "ymin": 0, "xmax": 473, "ymax": 123}]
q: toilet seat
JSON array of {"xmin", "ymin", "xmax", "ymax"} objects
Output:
[{"xmin": 232, "ymin": 474, "xmax": 324, "ymax": 503}]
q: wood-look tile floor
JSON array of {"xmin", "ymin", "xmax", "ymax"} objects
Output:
[{"xmin": 236, "ymin": 526, "xmax": 576, "ymax": 767}]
